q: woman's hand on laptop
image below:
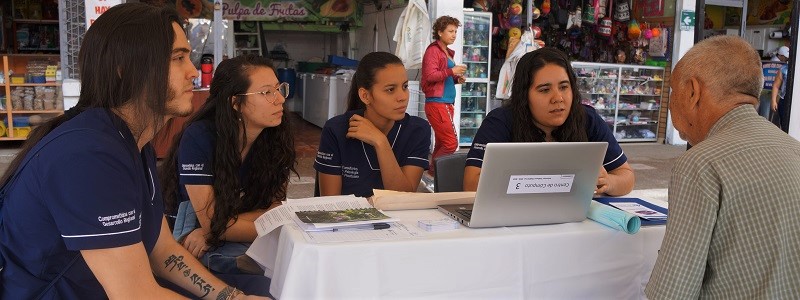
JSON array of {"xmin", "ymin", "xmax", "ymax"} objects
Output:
[{"xmin": 595, "ymin": 167, "xmax": 611, "ymax": 195}]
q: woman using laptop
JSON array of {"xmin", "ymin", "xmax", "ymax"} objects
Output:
[
  {"xmin": 463, "ymin": 48, "xmax": 634, "ymax": 196},
  {"xmin": 315, "ymin": 52, "xmax": 431, "ymax": 197}
]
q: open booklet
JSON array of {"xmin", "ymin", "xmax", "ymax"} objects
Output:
[{"xmin": 254, "ymin": 195, "xmax": 398, "ymax": 236}]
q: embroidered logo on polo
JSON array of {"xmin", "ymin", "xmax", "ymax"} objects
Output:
[
  {"xmin": 342, "ymin": 166, "xmax": 360, "ymax": 179},
  {"xmin": 97, "ymin": 209, "xmax": 137, "ymax": 227},
  {"xmin": 181, "ymin": 163, "xmax": 205, "ymax": 171}
]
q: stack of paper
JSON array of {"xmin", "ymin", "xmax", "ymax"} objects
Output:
[{"xmin": 417, "ymin": 218, "xmax": 460, "ymax": 232}]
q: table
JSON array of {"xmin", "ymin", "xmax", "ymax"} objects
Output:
[{"xmin": 253, "ymin": 191, "xmax": 668, "ymax": 299}]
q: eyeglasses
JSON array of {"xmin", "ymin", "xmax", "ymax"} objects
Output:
[{"xmin": 235, "ymin": 82, "xmax": 290, "ymax": 104}]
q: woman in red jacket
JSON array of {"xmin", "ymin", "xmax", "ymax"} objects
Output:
[{"xmin": 422, "ymin": 15, "xmax": 466, "ymax": 174}]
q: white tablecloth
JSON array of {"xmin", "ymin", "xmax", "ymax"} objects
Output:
[{"xmin": 254, "ymin": 191, "xmax": 668, "ymax": 299}]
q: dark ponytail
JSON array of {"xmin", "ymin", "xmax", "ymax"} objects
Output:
[{"xmin": 345, "ymin": 52, "xmax": 404, "ymax": 111}]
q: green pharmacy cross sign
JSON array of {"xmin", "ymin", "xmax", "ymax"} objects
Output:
[{"xmin": 680, "ymin": 10, "xmax": 695, "ymax": 31}]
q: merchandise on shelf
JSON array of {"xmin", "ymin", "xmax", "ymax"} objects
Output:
[
  {"xmin": 457, "ymin": 12, "xmax": 492, "ymax": 147},
  {"xmin": 573, "ymin": 62, "xmax": 664, "ymax": 142}
]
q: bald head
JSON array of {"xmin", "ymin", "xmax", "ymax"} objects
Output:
[{"xmin": 674, "ymin": 36, "xmax": 763, "ymax": 102}]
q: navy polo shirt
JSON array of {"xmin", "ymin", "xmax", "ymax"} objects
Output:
[
  {"xmin": 466, "ymin": 105, "xmax": 627, "ymax": 171},
  {"xmin": 175, "ymin": 120, "xmax": 252, "ymax": 203},
  {"xmin": 0, "ymin": 108, "xmax": 163, "ymax": 299},
  {"xmin": 314, "ymin": 110, "xmax": 431, "ymax": 197}
]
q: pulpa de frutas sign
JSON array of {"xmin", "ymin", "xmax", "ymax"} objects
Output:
[{"xmin": 223, "ymin": 0, "xmax": 359, "ymax": 21}]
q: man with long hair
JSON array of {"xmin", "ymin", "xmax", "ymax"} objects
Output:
[{"xmin": 0, "ymin": 3, "xmax": 266, "ymax": 299}]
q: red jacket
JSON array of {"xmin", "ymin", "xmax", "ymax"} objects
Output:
[{"xmin": 421, "ymin": 41, "xmax": 459, "ymax": 98}]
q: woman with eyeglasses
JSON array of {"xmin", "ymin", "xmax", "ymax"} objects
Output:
[
  {"xmin": 160, "ymin": 54, "xmax": 296, "ymax": 275},
  {"xmin": 315, "ymin": 52, "xmax": 431, "ymax": 197}
]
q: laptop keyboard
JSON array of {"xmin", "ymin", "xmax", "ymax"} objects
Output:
[{"xmin": 457, "ymin": 209, "xmax": 473, "ymax": 219}]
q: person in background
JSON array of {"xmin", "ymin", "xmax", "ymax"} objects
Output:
[
  {"xmin": 463, "ymin": 48, "xmax": 634, "ymax": 195},
  {"xmin": 422, "ymin": 15, "xmax": 466, "ymax": 174},
  {"xmin": 0, "ymin": 3, "xmax": 265, "ymax": 299},
  {"xmin": 315, "ymin": 52, "xmax": 431, "ymax": 197},
  {"xmin": 160, "ymin": 54, "xmax": 296, "ymax": 275},
  {"xmin": 646, "ymin": 36, "xmax": 800, "ymax": 299},
  {"xmin": 771, "ymin": 45, "xmax": 791, "ymax": 132}
]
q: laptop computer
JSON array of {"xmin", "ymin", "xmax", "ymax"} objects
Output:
[{"xmin": 438, "ymin": 142, "xmax": 608, "ymax": 228}]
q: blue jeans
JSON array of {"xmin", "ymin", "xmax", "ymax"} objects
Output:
[{"xmin": 172, "ymin": 201, "xmax": 253, "ymax": 274}]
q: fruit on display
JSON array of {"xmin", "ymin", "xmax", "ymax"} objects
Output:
[
  {"xmin": 177, "ymin": 0, "xmax": 213, "ymax": 18},
  {"xmin": 320, "ymin": 0, "xmax": 354, "ymax": 18}
]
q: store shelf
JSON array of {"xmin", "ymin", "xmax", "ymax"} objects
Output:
[
  {"xmin": 620, "ymin": 78, "xmax": 663, "ymax": 82},
  {"xmin": 617, "ymin": 122, "xmax": 659, "ymax": 126},
  {"xmin": 574, "ymin": 62, "xmax": 664, "ymax": 143},
  {"xmin": 6, "ymin": 53, "xmax": 60, "ymax": 58},
  {"xmin": 616, "ymin": 138, "xmax": 658, "ymax": 142},
  {"xmin": 10, "ymin": 83, "xmax": 61, "ymax": 87},
  {"xmin": 456, "ymin": 11, "xmax": 492, "ymax": 147},
  {"xmin": 10, "ymin": 110, "xmax": 63, "ymax": 114},
  {"xmin": 18, "ymin": 47, "xmax": 60, "ymax": 51},
  {"xmin": 2, "ymin": 54, "xmax": 64, "ymax": 142},
  {"xmin": 15, "ymin": 19, "xmax": 59, "ymax": 24},
  {"xmin": 596, "ymin": 108, "xmax": 660, "ymax": 111}
]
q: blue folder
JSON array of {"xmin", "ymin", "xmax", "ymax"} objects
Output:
[{"xmin": 593, "ymin": 197, "xmax": 669, "ymax": 226}]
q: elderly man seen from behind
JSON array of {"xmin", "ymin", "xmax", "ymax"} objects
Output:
[{"xmin": 645, "ymin": 36, "xmax": 800, "ymax": 299}]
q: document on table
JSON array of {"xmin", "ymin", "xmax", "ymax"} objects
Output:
[
  {"xmin": 254, "ymin": 195, "xmax": 381, "ymax": 237},
  {"xmin": 301, "ymin": 222, "xmax": 424, "ymax": 243},
  {"xmin": 609, "ymin": 201, "xmax": 668, "ymax": 220}
]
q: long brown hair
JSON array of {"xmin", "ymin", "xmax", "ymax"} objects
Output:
[
  {"xmin": 160, "ymin": 55, "xmax": 297, "ymax": 247},
  {"xmin": 0, "ymin": 3, "xmax": 180, "ymax": 186},
  {"xmin": 505, "ymin": 47, "xmax": 588, "ymax": 142}
]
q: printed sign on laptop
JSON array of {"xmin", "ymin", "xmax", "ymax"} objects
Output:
[{"xmin": 506, "ymin": 174, "xmax": 575, "ymax": 194}]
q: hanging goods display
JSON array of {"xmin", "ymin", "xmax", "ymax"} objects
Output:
[
  {"xmin": 597, "ymin": 0, "xmax": 609, "ymax": 18},
  {"xmin": 583, "ymin": 0, "xmax": 599, "ymax": 24},
  {"xmin": 628, "ymin": 19, "xmax": 641, "ymax": 40},
  {"xmin": 598, "ymin": 18, "xmax": 613, "ymax": 36},
  {"xmin": 614, "ymin": 0, "xmax": 631, "ymax": 21},
  {"xmin": 642, "ymin": 23, "xmax": 653, "ymax": 39},
  {"xmin": 497, "ymin": 30, "xmax": 541, "ymax": 99}
]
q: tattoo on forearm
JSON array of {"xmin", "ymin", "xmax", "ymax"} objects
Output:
[
  {"xmin": 217, "ymin": 286, "xmax": 236, "ymax": 300},
  {"xmin": 164, "ymin": 254, "xmax": 216, "ymax": 297}
]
